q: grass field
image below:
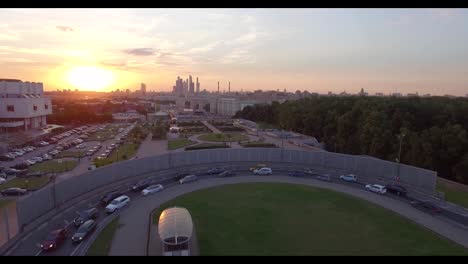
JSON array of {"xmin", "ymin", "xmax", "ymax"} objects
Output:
[
  {"xmin": 29, "ymin": 160, "xmax": 78, "ymax": 173},
  {"xmin": 0, "ymin": 199, "xmax": 13, "ymax": 209},
  {"xmin": 94, "ymin": 143, "xmax": 139, "ymax": 167},
  {"xmin": 152, "ymin": 183, "xmax": 468, "ymax": 255},
  {"xmin": 0, "ymin": 176, "xmax": 49, "ymax": 191},
  {"xmin": 168, "ymin": 139, "xmax": 196, "ymax": 150},
  {"xmin": 437, "ymin": 180, "xmax": 468, "ymax": 208},
  {"xmin": 87, "ymin": 216, "xmax": 120, "ymax": 256},
  {"xmin": 198, "ymin": 133, "xmax": 249, "ymax": 142}
]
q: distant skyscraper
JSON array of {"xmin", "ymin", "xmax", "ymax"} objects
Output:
[
  {"xmin": 218, "ymin": 81, "xmax": 220, "ymax": 93},
  {"xmin": 189, "ymin": 75, "xmax": 194, "ymax": 94},
  {"xmin": 228, "ymin": 81, "xmax": 230, "ymax": 93},
  {"xmin": 196, "ymin": 77, "xmax": 200, "ymax": 93},
  {"xmin": 141, "ymin": 83, "xmax": 146, "ymax": 95}
]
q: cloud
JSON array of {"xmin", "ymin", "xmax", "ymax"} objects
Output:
[
  {"xmin": 187, "ymin": 41, "xmax": 222, "ymax": 54},
  {"xmin": 124, "ymin": 48, "xmax": 156, "ymax": 56},
  {"xmin": 56, "ymin": 26, "xmax": 74, "ymax": 32}
]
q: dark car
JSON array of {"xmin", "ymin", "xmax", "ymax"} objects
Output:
[
  {"xmin": 40, "ymin": 228, "xmax": 68, "ymax": 251},
  {"xmin": 288, "ymin": 170, "xmax": 306, "ymax": 177},
  {"xmin": 385, "ymin": 184, "xmax": 408, "ymax": 197},
  {"xmin": 411, "ymin": 200, "xmax": 442, "ymax": 214},
  {"xmin": 0, "ymin": 155, "xmax": 14, "ymax": 161},
  {"xmin": 218, "ymin": 170, "xmax": 236, "ymax": 177},
  {"xmin": 316, "ymin": 174, "xmax": 332, "ymax": 182},
  {"xmin": 131, "ymin": 179, "xmax": 151, "ymax": 192},
  {"xmin": 3, "ymin": 168, "xmax": 27, "ymax": 176},
  {"xmin": 71, "ymin": 220, "xmax": 96, "ymax": 243},
  {"xmin": 1, "ymin": 188, "xmax": 27, "ymax": 196},
  {"xmin": 100, "ymin": 191, "xmax": 123, "ymax": 206},
  {"xmin": 73, "ymin": 208, "xmax": 98, "ymax": 227},
  {"xmin": 205, "ymin": 168, "xmax": 225, "ymax": 175},
  {"xmin": 11, "ymin": 163, "xmax": 29, "ymax": 170}
]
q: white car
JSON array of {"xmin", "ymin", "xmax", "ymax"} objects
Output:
[
  {"xmin": 25, "ymin": 159, "xmax": 36, "ymax": 166},
  {"xmin": 42, "ymin": 154, "xmax": 53, "ymax": 160},
  {"xmin": 365, "ymin": 184, "xmax": 387, "ymax": 194},
  {"xmin": 340, "ymin": 174, "xmax": 358, "ymax": 182},
  {"xmin": 105, "ymin": 195, "xmax": 130, "ymax": 213},
  {"xmin": 253, "ymin": 167, "xmax": 273, "ymax": 175},
  {"xmin": 0, "ymin": 177, "xmax": 6, "ymax": 185},
  {"xmin": 179, "ymin": 175, "xmax": 198, "ymax": 184},
  {"xmin": 31, "ymin": 156, "xmax": 43, "ymax": 163},
  {"xmin": 141, "ymin": 184, "xmax": 164, "ymax": 196}
]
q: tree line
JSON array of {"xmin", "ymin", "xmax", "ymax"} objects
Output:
[{"xmin": 234, "ymin": 96, "xmax": 468, "ymax": 184}]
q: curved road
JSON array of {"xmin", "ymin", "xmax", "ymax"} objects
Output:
[{"xmin": 108, "ymin": 175, "xmax": 468, "ymax": 256}]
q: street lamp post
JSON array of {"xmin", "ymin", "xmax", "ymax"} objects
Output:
[{"xmin": 395, "ymin": 133, "xmax": 406, "ymax": 183}]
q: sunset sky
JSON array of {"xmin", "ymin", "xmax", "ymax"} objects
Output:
[{"xmin": 1, "ymin": 8, "xmax": 468, "ymax": 95}]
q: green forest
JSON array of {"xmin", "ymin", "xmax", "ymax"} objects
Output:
[{"xmin": 234, "ymin": 96, "xmax": 468, "ymax": 184}]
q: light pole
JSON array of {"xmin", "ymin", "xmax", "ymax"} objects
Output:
[{"xmin": 395, "ymin": 133, "xmax": 406, "ymax": 183}]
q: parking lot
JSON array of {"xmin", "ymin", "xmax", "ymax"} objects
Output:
[{"xmin": 0, "ymin": 123, "xmax": 136, "ymax": 189}]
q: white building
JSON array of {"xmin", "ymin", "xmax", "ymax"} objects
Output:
[
  {"xmin": 216, "ymin": 98, "xmax": 255, "ymax": 117},
  {"xmin": 0, "ymin": 79, "xmax": 52, "ymax": 133}
]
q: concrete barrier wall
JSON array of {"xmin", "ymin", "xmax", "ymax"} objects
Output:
[{"xmin": 13, "ymin": 148, "xmax": 437, "ymax": 230}]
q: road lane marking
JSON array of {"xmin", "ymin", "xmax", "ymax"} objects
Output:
[
  {"xmin": 69, "ymin": 242, "xmax": 82, "ymax": 256},
  {"xmin": 35, "ymin": 249, "xmax": 42, "ymax": 256}
]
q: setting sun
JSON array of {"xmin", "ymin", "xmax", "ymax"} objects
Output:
[{"xmin": 67, "ymin": 66, "xmax": 115, "ymax": 91}]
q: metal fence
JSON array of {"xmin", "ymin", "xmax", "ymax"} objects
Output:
[{"xmin": 2, "ymin": 148, "xmax": 438, "ymax": 250}]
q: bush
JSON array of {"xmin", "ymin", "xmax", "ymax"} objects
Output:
[{"xmin": 185, "ymin": 144, "xmax": 230, "ymax": 151}]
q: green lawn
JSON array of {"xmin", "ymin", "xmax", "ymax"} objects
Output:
[
  {"xmin": 29, "ymin": 160, "xmax": 78, "ymax": 173},
  {"xmin": 168, "ymin": 139, "xmax": 196, "ymax": 150},
  {"xmin": 437, "ymin": 180, "xmax": 468, "ymax": 208},
  {"xmin": 87, "ymin": 216, "xmax": 120, "ymax": 256},
  {"xmin": 57, "ymin": 150, "xmax": 86, "ymax": 158},
  {"xmin": 94, "ymin": 143, "xmax": 139, "ymax": 167},
  {"xmin": 0, "ymin": 199, "xmax": 13, "ymax": 209},
  {"xmin": 257, "ymin": 122, "xmax": 280, "ymax": 130},
  {"xmin": 0, "ymin": 176, "xmax": 50, "ymax": 191},
  {"xmin": 152, "ymin": 183, "xmax": 468, "ymax": 255},
  {"xmin": 198, "ymin": 133, "xmax": 249, "ymax": 142}
]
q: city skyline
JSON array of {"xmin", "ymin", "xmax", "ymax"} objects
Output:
[{"xmin": 1, "ymin": 8, "xmax": 468, "ymax": 96}]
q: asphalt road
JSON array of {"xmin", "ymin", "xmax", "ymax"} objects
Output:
[{"xmin": 7, "ymin": 164, "xmax": 468, "ymax": 256}]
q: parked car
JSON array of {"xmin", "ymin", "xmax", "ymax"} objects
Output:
[
  {"xmin": 365, "ymin": 184, "xmax": 387, "ymax": 194},
  {"xmin": 179, "ymin": 175, "xmax": 198, "ymax": 184},
  {"xmin": 253, "ymin": 167, "xmax": 273, "ymax": 175},
  {"xmin": 0, "ymin": 172, "xmax": 7, "ymax": 179},
  {"xmin": 40, "ymin": 227, "xmax": 68, "ymax": 251},
  {"xmin": 88, "ymin": 164, "xmax": 96, "ymax": 171},
  {"xmin": 288, "ymin": 170, "xmax": 306, "ymax": 177},
  {"xmin": 304, "ymin": 168, "xmax": 318, "ymax": 175},
  {"xmin": 0, "ymin": 155, "xmax": 14, "ymax": 161},
  {"xmin": 0, "ymin": 177, "xmax": 6, "ymax": 185},
  {"xmin": 316, "ymin": 174, "xmax": 332, "ymax": 182},
  {"xmin": 3, "ymin": 168, "xmax": 27, "ymax": 177},
  {"xmin": 131, "ymin": 179, "xmax": 152, "ymax": 192},
  {"xmin": 205, "ymin": 167, "xmax": 225, "ymax": 175},
  {"xmin": 31, "ymin": 156, "xmax": 43, "ymax": 163},
  {"xmin": 340, "ymin": 174, "xmax": 357, "ymax": 182},
  {"xmin": 218, "ymin": 170, "xmax": 236, "ymax": 177},
  {"xmin": 100, "ymin": 191, "xmax": 123, "ymax": 206},
  {"xmin": 410, "ymin": 200, "xmax": 442, "ymax": 214},
  {"xmin": 1, "ymin": 187, "xmax": 27, "ymax": 196},
  {"xmin": 11, "ymin": 163, "xmax": 29, "ymax": 170},
  {"xmin": 71, "ymin": 220, "xmax": 96, "ymax": 243},
  {"xmin": 73, "ymin": 208, "xmax": 98, "ymax": 227},
  {"xmin": 249, "ymin": 164, "xmax": 267, "ymax": 172},
  {"xmin": 141, "ymin": 184, "xmax": 164, "ymax": 196},
  {"xmin": 385, "ymin": 184, "xmax": 408, "ymax": 197},
  {"xmin": 105, "ymin": 195, "xmax": 130, "ymax": 213},
  {"xmin": 25, "ymin": 160, "xmax": 36, "ymax": 166}
]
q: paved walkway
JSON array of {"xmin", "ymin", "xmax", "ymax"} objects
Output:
[
  {"xmin": 201, "ymin": 121, "xmax": 222, "ymax": 134},
  {"xmin": 109, "ymin": 175, "xmax": 468, "ymax": 256}
]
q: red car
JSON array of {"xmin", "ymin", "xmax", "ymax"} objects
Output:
[{"xmin": 40, "ymin": 228, "xmax": 68, "ymax": 251}]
